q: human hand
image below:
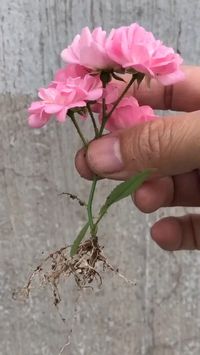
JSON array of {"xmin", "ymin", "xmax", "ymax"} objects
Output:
[{"xmin": 75, "ymin": 66, "xmax": 200, "ymax": 251}]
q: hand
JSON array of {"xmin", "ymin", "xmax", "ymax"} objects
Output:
[{"xmin": 75, "ymin": 66, "xmax": 200, "ymax": 251}]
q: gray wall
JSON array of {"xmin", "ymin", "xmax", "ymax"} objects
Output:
[{"xmin": 1, "ymin": 1, "xmax": 200, "ymax": 354}]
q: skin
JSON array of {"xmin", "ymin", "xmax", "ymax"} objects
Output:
[{"xmin": 75, "ymin": 65, "xmax": 200, "ymax": 251}]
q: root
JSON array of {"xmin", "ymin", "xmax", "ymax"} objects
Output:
[
  {"xmin": 59, "ymin": 192, "xmax": 86, "ymax": 207},
  {"xmin": 12, "ymin": 238, "xmax": 135, "ymax": 306}
]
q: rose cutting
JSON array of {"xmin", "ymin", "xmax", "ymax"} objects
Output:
[{"xmin": 28, "ymin": 23, "xmax": 185, "ymax": 257}]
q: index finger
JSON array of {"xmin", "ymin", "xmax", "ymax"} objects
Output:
[{"xmin": 128, "ymin": 65, "xmax": 200, "ymax": 112}]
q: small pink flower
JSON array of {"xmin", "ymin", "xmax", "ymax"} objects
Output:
[
  {"xmin": 106, "ymin": 23, "xmax": 185, "ymax": 85},
  {"xmin": 103, "ymin": 96, "xmax": 156, "ymax": 132},
  {"xmin": 28, "ymin": 74, "xmax": 103, "ymax": 128},
  {"xmin": 61, "ymin": 27, "xmax": 117, "ymax": 70},
  {"xmin": 28, "ymin": 86, "xmax": 74, "ymax": 126}
]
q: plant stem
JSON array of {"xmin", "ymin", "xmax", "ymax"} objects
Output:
[
  {"xmin": 98, "ymin": 82, "xmax": 107, "ymax": 136},
  {"xmin": 87, "ymin": 103, "xmax": 99, "ymax": 137},
  {"xmin": 99, "ymin": 74, "xmax": 136, "ymax": 135},
  {"xmin": 106, "ymin": 74, "xmax": 136, "ymax": 119},
  {"xmin": 70, "ymin": 112, "xmax": 88, "ymax": 147},
  {"xmin": 74, "ymin": 76, "xmax": 136, "ymax": 243},
  {"xmin": 86, "ymin": 80, "xmax": 109, "ymax": 236},
  {"xmin": 87, "ymin": 175, "xmax": 98, "ymax": 236},
  {"xmin": 93, "ymin": 212, "xmax": 104, "ymax": 231}
]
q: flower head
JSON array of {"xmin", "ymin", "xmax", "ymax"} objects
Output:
[
  {"xmin": 28, "ymin": 74, "xmax": 103, "ymax": 128},
  {"xmin": 61, "ymin": 27, "xmax": 117, "ymax": 71},
  {"xmin": 106, "ymin": 23, "xmax": 184, "ymax": 85}
]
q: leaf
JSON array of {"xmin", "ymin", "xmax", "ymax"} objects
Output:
[
  {"xmin": 70, "ymin": 222, "xmax": 89, "ymax": 257},
  {"xmin": 100, "ymin": 170, "xmax": 152, "ymax": 216}
]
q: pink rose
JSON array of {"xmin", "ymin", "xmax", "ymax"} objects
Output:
[
  {"xmin": 28, "ymin": 86, "xmax": 75, "ymax": 127},
  {"xmin": 61, "ymin": 27, "xmax": 117, "ymax": 70},
  {"xmin": 28, "ymin": 74, "xmax": 103, "ymax": 128},
  {"xmin": 103, "ymin": 96, "xmax": 156, "ymax": 132},
  {"xmin": 106, "ymin": 23, "xmax": 185, "ymax": 85}
]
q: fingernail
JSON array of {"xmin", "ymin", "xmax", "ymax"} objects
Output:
[{"xmin": 87, "ymin": 136, "xmax": 123, "ymax": 174}]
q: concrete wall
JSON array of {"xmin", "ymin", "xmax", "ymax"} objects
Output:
[{"xmin": 1, "ymin": 1, "xmax": 200, "ymax": 354}]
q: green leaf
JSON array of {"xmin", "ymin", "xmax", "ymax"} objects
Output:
[
  {"xmin": 70, "ymin": 222, "xmax": 89, "ymax": 257},
  {"xmin": 100, "ymin": 170, "xmax": 152, "ymax": 216}
]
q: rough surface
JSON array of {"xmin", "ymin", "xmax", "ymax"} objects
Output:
[{"xmin": 0, "ymin": 1, "xmax": 200, "ymax": 354}]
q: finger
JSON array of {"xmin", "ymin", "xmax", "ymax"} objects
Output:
[
  {"xmin": 125, "ymin": 65, "xmax": 200, "ymax": 112},
  {"xmin": 134, "ymin": 171, "xmax": 200, "ymax": 213},
  {"xmin": 86, "ymin": 111, "xmax": 200, "ymax": 179},
  {"xmin": 133, "ymin": 176, "xmax": 174, "ymax": 213},
  {"xmin": 75, "ymin": 147, "xmax": 131, "ymax": 180},
  {"xmin": 151, "ymin": 214, "xmax": 200, "ymax": 250},
  {"xmin": 75, "ymin": 148, "xmax": 93, "ymax": 180}
]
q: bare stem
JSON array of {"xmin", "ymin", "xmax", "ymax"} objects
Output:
[
  {"xmin": 106, "ymin": 74, "xmax": 136, "ymax": 119},
  {"xmin": 86, "ymin": 80, "xmax": 107, "ymax": 236},
  {"xmin": 87, "ymin": 175, "xmax": 98, "ymax": 236},
  {"xmin": 99, "ymin": 74, "xmax": 136, "ymax": 135},
  {"xmin": 98, "ymin": 81, "xmax": 107, "ymax": 136},
  {"xmin": 70, "ymin": 112, "xmax": 88, "ymax": 147},
  {"xmin": 87, "ymin": 103, "xmax": 99, "ymax": 137}
]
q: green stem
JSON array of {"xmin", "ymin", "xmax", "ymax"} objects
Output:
[
  {"xmin": 73, "ymin": 76, "xmax": 137, "ymax": 244},
  {"xmin": 87, "ymin": 175, "xmax": 98, "ymax": 236},
  {"xmin": 70, "ymin": 112, "xmax": 88, "ymax": 147},
  {"xmin": 99, "ymin": 74, "xmax": 136, "ymax": 135},
  {"xmin": 93, "ymin": 211, "xmax": 104, "ymax": 231},
  {"xmin": 86, "ymin": 80, "xmax": 108, "ymax": 238},
  {"xmin": 106, "ymin": 74, "xmax": 136, "ymax": 119},
  {"xmin": 87, "ymin": 103, "xmax": 99, "ymax": 137},
  {"xmin": 98, "ymin": 81, "xmax": 107, "ymax": 137},
  {"xmin": 86, "ymin": 76, "xmax": 137, "ymax": 236}
]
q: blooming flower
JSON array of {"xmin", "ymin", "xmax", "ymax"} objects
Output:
[
  {"xmin": 28, "ymin": 23, "xmax": 185, "ymax": 129},
  {"xmin": 106, "ymin": 23, "xmax": 185, "ymax": 85},
  {"xmin": 103, "ymin": 96, "xmax": 156, "ymax": 132},
  {"xmin": 61, "ymin": 27, "xmax": 117, "ymax": 70},
  {"xmin": 28, "ymin": 74, "xmax": 103, "ymax": 128}
]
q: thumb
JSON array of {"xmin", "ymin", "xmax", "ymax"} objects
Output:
[{"xmin": 86, "ymin": 111, "xmax": 200, "ymax": 179}]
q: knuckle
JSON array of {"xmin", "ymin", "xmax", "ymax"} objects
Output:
[{"xmin": 135, "ymin": 118, "xmax": 172, "ymax": 168}]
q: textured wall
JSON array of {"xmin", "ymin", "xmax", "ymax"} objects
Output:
[{"xmin": 1, "ymin": 1, "xmax": 200, "ymax": 354}]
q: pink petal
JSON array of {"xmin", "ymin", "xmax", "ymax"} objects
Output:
[
  {"xmin": 28, "ymin": 113, "xmax": 50, "ymax": 128},
  {"xmin": 56, "ymin": 107, "xmax": 68, "ymax": 122},
  {"xmin": 79, "ymin": 27, "xmax": 92, "ymax": 47},
  {"xmin": 87, "ymin": 88, "xmax": 103, "ymax": 101},
  {"xmin": 61, "ymin": 34, "xmax": 81, "ymax": 63},
  {"xmin": 38, "ymin": 87, "xmax": 57, "ymax": 101},
  {"xmin": 44, "ymin": 104, "xmax": 63, "ymax": 114},
  {"xmin": 28, "ymin": 101, "xmax": 45, "ymax": 113}
]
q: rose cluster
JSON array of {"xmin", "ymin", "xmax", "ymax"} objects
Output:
[{"xmin": 28, "ymin": 23, "xmax": 184, "ymax": 131}]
